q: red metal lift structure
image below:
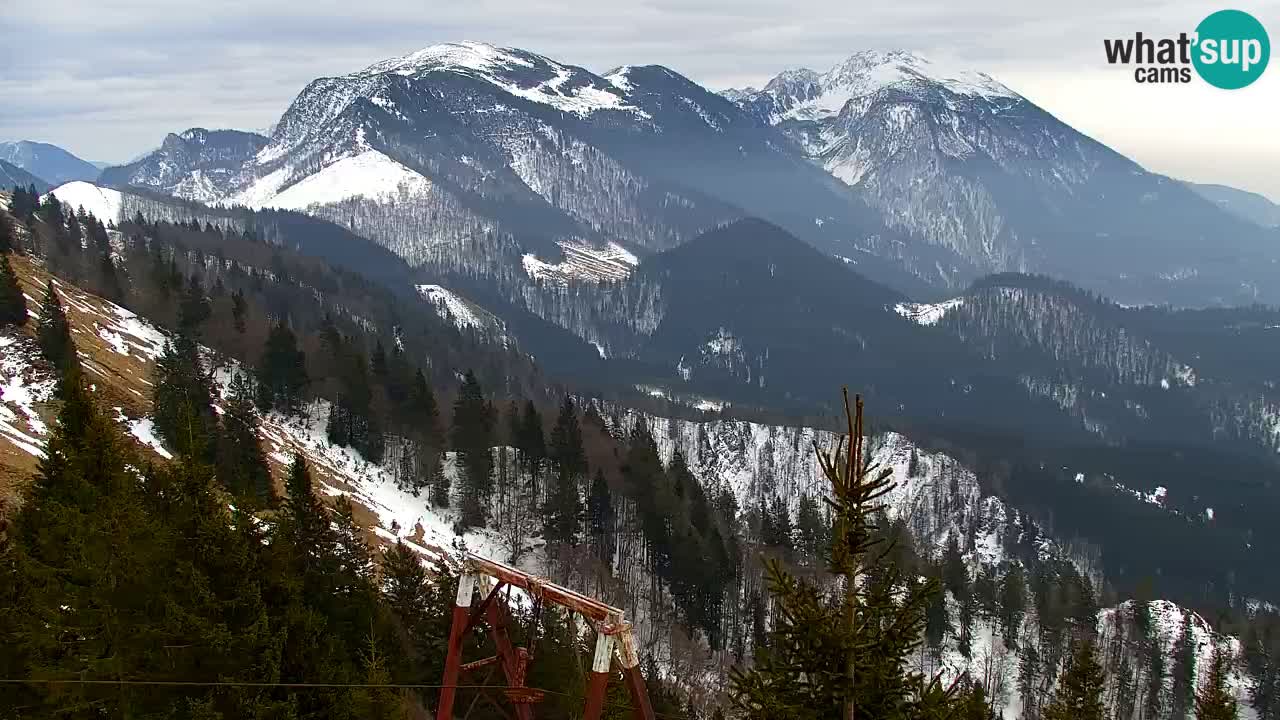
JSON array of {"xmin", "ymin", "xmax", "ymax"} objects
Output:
[{"xmin": 436, "ymin": 553, "xmax": 655, "ymax": 720}]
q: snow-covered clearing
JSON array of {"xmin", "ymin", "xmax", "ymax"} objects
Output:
[{"xmin": 46, "ymin": 182, "xmax": 125, "ymax": 224}]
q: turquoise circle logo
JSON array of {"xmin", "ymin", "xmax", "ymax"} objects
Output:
[{"xmin": 1193, "ymin": 9, "xmax": 1270, "ymax": 89}]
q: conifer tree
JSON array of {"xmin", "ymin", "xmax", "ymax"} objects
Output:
[
  {"xmin": 1197, "ymin": 644, "xmax": 1239, "ymax": 720},
  {"xmin": 550, "ymin": 395, "xmax": 586, "ymax": 484},
  {"xmin": 152, "ymin": 333, "xmax": 218, "ymax": 460},
  {"xmin": 730, "ymin": 391, "xmax": 958, "ymax": 719},
  {"xmin": 0, "ymin": 254, "xmax": 27, "ymax": 326},
  {"xmin": 452, "ymin": 370, "xmax": 494, "ymax": 528},
  {"xmin": 282, "ymin": 453, "xmax": 334, "ymax": 561},
  {"xmin": 1042, "ymin": 638, "xmax": 1106, "ymax": 720},
  {"xmin": 179, "ymin": 273, "xmax": 211, "ymax": 335},
  {"xmin": 517, "ymin": 399, "xmax": 546, "ymax": 495},
  {"xmin": 956, "ymin": 680, "xmax": 993, "ymax": 720},
  {"xmin": 545, "ymin": 436, "xmax": 584, "ymax": 548},
  {"xmin": 7, "ymin": 369, "xmax": 169, "ymax": 717},
  {"xmin": 36, "ymin": 280, "xmax": 77, "ymax": 386},
  {"xmin": 380, "ymin": 541, "xmax": 455, "ymax": 691},
  {"xmin": 407, "ymin": 368, "xmax": 440, "ymax": 439},
  {"xmin": 924, "ymin": 568, "xmax": 949, "ymax": 653},
  {"xmin": 999, "ymin": 564, "xmax": 1026, "ymax": 647},
  {"xmin": 371, "ymin": 339, "xmax": 388, "ymax": 378},
  {"xmin": 795, "ymin": 492, "xmax": 829, "ymax": 563},
  {"xmin": 256, "ymin": 322, "xmax": 308, "ymax": 414},
  {"xmin": 216, "ymin": 371, "xmax": 273, "ymax": 505},
  {"xmin": 587, "ymin": 467, "xmax": 616, "ymax": 564},
  {"xmin": 429, "ymin": 451, "xmax": 449, "ymax": 508},
  {"xmin": 0, "ymin": 210, "xmax": 15, "ymax": 253},
  {"xmin": 943, "ymin": 535, "xmax": 968, "ymax": 601},
  {"xmin": 98, "ymin": 250, "xmax": 124, "ymax": 302},
  {"xmin": 763, "ymin": 494, "xmax": 794, "ymax": 551},
  {"xmin": 1170, "ymin": 612, "xmax": 1198, "ymax": 719},
  {"xmin": 231, "ymin": 289, "xmax": 247, "ymax": 333}
]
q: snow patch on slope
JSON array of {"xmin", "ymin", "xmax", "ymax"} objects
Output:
[
  {"xmin": 235, "ymin": 151, "xmax": 432, "ymax": 210},
  {"xmin": 416, "ymin": 285, "xmax": 484, "ymax": 330},
  {"xmin": 521, "ymin": 241, "xmax": 639, "ymax": 283},
  {"xmin": 0, "ymin": 333, "xmax": 55, "ymax": 457},
  {"xmin": 894, "ymin": 297, "xmax": 964, "ymax": 326},
  {"xmin": 46, "ymin": 182, "xmax": 125, "ymax": 223}
]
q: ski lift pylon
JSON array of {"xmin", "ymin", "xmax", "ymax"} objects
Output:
[{"xmin": 436, "ymin": 552, "xmax": 655, "ymax": 720}]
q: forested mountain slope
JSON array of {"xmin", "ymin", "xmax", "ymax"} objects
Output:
[{"xmin": 4, "ymin": 189, "xmax": 1280, "ymax": 719}]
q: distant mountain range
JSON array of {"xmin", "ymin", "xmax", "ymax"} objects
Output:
[
  {"xmin": 88, "ymin": 42, "xmax": 1279, "ymax": 308},
  {"xmin": 1185, "ymin": 181, "xmax": 1280, "ymax": 228},
  {"xmin": 0, "ymin": 159, "xmax": 50, "ymax": 192},
  {"xmin": 0, "ymin": 140, "xmax": 100, "ymax": 185}
]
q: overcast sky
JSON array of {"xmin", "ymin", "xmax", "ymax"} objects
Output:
[{"xmin": 2, "ymin": 0, "xmax": 1277, "ymax": 198}]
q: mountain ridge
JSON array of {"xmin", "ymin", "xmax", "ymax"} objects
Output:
[{"xmin": 0, "ymin": 140, "xmax": 100, "ymax": 185}]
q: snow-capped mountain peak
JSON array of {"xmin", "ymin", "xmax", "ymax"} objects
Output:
[
  {"xmin": 359, "ymin": 40, "xmax": 534, "ymax": 77},
  {"xmin": 349, "ymin": 40, "xmax": 639, "ymax": 118},
  {"xmin": 734, "ymin": 50, "xmax": 1019, "ymax": 124},
  {"xmin": 823, "ymin": 50, "xmax": 1016, "ymax": 102}
]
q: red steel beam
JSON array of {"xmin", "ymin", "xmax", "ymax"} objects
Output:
[
  {"xmin": 436, "ymin": 573, "xmax": 477, "ymax": 720},
  {"xmin": 582, "ymin": 628, "xmax": 617, "ymax": 720},
  {"xmin": 466, "ymin": 553, "xmax": 624, "ymax": 623},
  {"xmin": 481, "ymin": 577, "xmax": 536, "ymax": 720},
  {"xmin": 616, "ymin": 624, "xmax": 655, "ymax": 720}
]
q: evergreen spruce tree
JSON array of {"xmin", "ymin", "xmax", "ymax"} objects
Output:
[
  {"xmin": 545, "ymin": 394, "xmax": 588, "ymax": 560},
  {"xmin": 1042, "ymin": 638, "xmax": 1106, "ymax": 720},
  {"xmin": 178, "ymin": 273, "xmax": 211, "ymax": 335},
  {"xmin": 152, "ymin": 333, "xmax": 218, "ymax": 460},
  {"xmin": 452, "ymin": 370, "xmax": 494, "ymax": 528},
  {"xmin": 795, "ymin": 492, "xmax": 830, "ymax": 563},
  {"xmin": 142, "ymin": 455, "xmax": 291, "ymax": 718},
  {"xmin": 924, "ymin": 568, "xmax": 949, "ymax": 654},
  {"xmin": 764, "ymin": 494, "xmax": 794, "ymax": 551},
  {"xmin": 0, "ymin": 254, "xmax": 27, "ymax": 326},
  {"xmin": 999, "ymin": 564, "xmax": 1026, "ymax": 648},
  {"xmin": 0, "ymin": 209, "xmax": 15, "ymax": 253},
  {"xmin": 545, "ymin": 437, "xmax": 584, "ymax": 548},
  {"xmin": 587, "ymin": 467, "xmax": 616, "ymax": 565},
  {"xmin": 282, "ymin": 453, "xmax": 336, "ymax": 563},
  {"xmin": 730, "ymin": 391, "xmax": 959, "ymax": 719},
  {"xmin": 943, "ymin": 535, "xmax": 968, "ymax": 601},
  {"xmin": 371, "ymin": 339, "xmax": 388, "ymax": 378},
  {"xmin": 98, "ymin": 250, "xmax": 123, "ymax": 302},
  {"xmin": 1197, "ymin": 644, "xmax": 1239, "ymax": 720},
  {"xmin": 216, "ymin": 371, "xmax": 274, "ymax": 506},
  {"xmin": 7, "ymin": 370, "xmax": 170, "ymax": 717},
  {"xmin": 380, "ymin": 541, "xmax": 455, "ymax": 691},
  {"xmin": 956, "ymin": 679, "xmax": 993, "ymax": 720},
  {"xmin": 231, "ymin": 289, "xmax": 247, "ymax": 333},
  {"xmin": 36, "ymin": 280, "xmax": 76, "ymax": 380},
  {"xmin": 517, "ymin": 399, "xmax": 546, "ymax": 496},
  {"xmin": 256, "ymin": 322, "xmax": 308, "ymax": 414},
  {"xmin": 1170, "ymin": 612, "xmax": 1198, "ymax": 719},
  {"xmin": 429, "ymin": 451, "xmax": 449, "ymax": 508}
]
